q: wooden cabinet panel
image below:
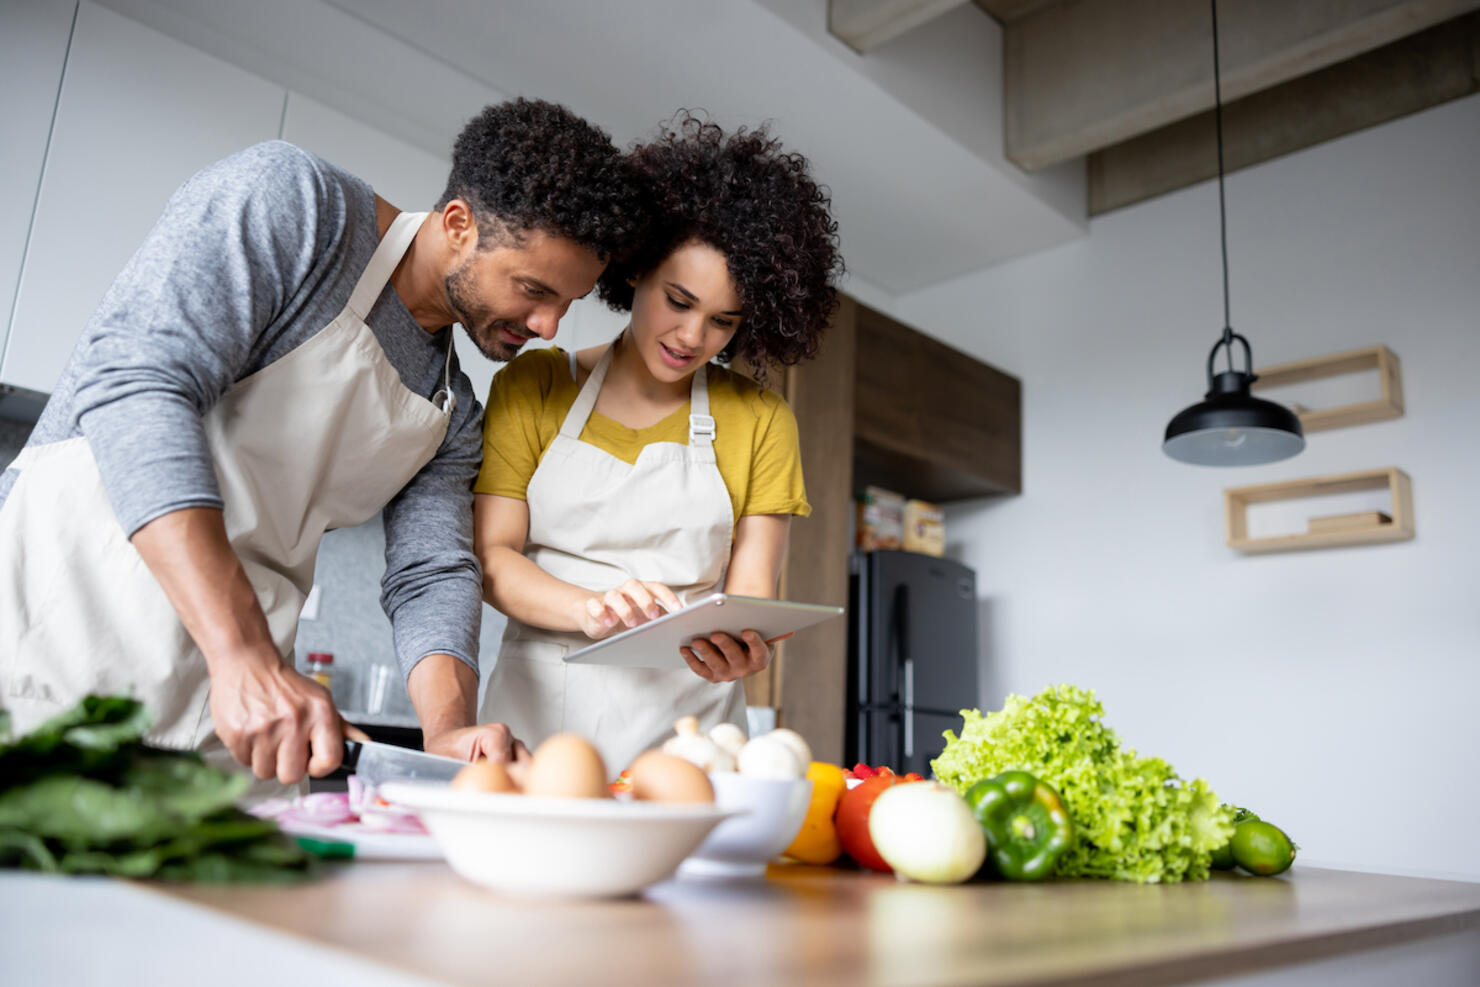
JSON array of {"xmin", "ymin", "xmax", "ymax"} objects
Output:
[
  {"xmin": 912, "ymin": 331, "xmax": 1021, "ymax": 494},
  {"xmin": 762, "ymin": 299, "xmax": 856, "ymax": 764},
  {"xmin": 777, "ymin": 297, "xmax": 1018, "ymax": 758},
  {"xmin": 853, "ymin": 304, "xmax": 924, "ymax": 452},
  {"xmin": 852, "ymin": 300, "xmax": 1021, "ymax": 500}
]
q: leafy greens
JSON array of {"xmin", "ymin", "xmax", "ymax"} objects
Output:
[
  {"xmin": 0, "ymin": 696, "xmax": 315, "ymax": 882},
  {"xmin": 931, "ymin": 684, "xmax": 1233, "ymax": 883}
]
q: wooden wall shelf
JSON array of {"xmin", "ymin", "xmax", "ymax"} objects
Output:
[
  {"xmin": 1251, "ymin": 344, "xmax": 1403, "ymax": 433},
  {"xmin": 1224, "ymin": 467, "xmax": 1414, "ymax": 554}
]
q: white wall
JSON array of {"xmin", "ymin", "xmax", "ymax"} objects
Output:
[{"xmin": 889, "ymin": 93, "xmax": 1480, "ymax": 881}]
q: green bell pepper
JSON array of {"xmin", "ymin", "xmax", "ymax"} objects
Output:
[{"xmin": 965, "ymin": 770, "xmax": 1074, "ymax": 881}]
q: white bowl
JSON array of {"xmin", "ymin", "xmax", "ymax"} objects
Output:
[
  {"xmin": 381, "ymin": 782, "xmax": 734, "ymax": 898},
  {"xmin": 678, "ymin": 773, "xmax": 813, "ymax": 879}
]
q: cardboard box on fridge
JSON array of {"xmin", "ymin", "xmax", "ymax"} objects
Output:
[
  {"xmin": 903, "ymin": 499, "xmax": 945, "ymax": 557},
  {"xmin": 855, "ymin": 485, "xmax": 904, "ymax": 551}
]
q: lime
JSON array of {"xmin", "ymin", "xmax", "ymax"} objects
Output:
[
  {"xmin": 1210, "ymin": 840, "xmax": 1235, "ymax": 870},
  {"xmin": 1231, "ymin": 820, "xmax": 1295, "ymax": 876}
]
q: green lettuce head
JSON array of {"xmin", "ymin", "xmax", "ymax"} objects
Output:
[{"xmin": 932, "ymin": 684, "xmax": 1233, "ymax": 883}]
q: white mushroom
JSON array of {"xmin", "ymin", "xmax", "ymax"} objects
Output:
[
  {"xmin": 764, "ymin": 728, "xmax": 813, "ymax": 770},
  {"xmin": 707, "ymin": 722, "xmax": 748, "ymax": 759},
  {"xmin": 662, "ymin": 717, "xmax": 736, "ymax": 772},
  {"xmin": 736, "ymin": 734, "xmax": 805, "ymax": 779}
]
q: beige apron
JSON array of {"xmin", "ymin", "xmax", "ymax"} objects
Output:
[
  {"xmin": 480, "ymin": 341, "xmax": 747, "ymax": 775},
  {"xmin": 0, "ymin": 212, "xmax": 450, "ymax": 790}
]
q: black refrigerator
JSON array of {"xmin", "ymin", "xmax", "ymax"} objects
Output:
[{"xmin": 846, "ymin": 549, "xmax": 978, "ymax": 777}]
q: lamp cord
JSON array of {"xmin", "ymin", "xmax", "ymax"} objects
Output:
[{"xmin": 1212, "ymin": 0, "xmax": 1233, "ymax": 369}]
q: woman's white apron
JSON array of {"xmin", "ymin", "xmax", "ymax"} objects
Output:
[{"xmin": 480, "ymin": 342, "xmax": 746, "ymax": 775}]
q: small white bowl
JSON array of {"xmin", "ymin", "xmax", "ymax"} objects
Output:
[
  {"xmin": 381, "ymin": 782, "xmax": 734, "ymax": 898},
  {"xmin": 678, "ymin": 773, "xmax": 813, "ymax": 879}
]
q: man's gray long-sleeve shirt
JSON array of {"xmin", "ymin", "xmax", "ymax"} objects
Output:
[{"xmin": 0, "ymin": 141, "xmax": 484, "ymax": 680}]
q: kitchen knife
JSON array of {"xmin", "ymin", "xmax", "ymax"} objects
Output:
[{"xmin": 343, "ymin": 739, "xmax": 466, "ymax": 786}]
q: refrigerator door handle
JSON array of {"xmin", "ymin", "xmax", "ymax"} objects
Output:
[
  {"xmin": 890, "ymin": 583, "xmax": 910, "ymax": 701},
  {"xmin": 904, "ymin": 658, "xmax": 915, "ymax": 759}
]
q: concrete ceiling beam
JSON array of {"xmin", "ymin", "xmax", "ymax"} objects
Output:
[
  {"xmin": 1088, "ymin": 12, "xmax": 1480, "ymax": 214},
  {"xmin": 828, "ymin": 0, "xmax": 971, "ymax": 53},
  {"xmin": 1005, "ymin": 0, "xmax": 1480, "ymax": 170}
]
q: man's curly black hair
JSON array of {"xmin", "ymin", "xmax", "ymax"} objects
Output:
[
  {"xmin": 437, "ymin": 99, "xmax": 639, "ymax": 261},
  {"xmin": 597, "ymin": 112, "xmax": 843, "ymax": 371}
]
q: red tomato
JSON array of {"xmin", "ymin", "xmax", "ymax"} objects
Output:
[{"xmin": 835, "ymin": 773, "xmax": 908, "ymax": 872}]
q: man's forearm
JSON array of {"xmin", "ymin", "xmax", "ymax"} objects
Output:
[
  {"xmin": 129, "ymin": 505, "xmax": 279, "ymax": 669},
  {"xmin": 131, "ymin": 505, "xmax": 347, "ymax": 781},
  {"xmin": 407, "ymin": 653, "xmax": 481, "ymax": 739}
]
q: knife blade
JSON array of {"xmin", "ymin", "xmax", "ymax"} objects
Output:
[{"xmin": 343, "ymin": 739, "xmax": 466, "ymax": 786}]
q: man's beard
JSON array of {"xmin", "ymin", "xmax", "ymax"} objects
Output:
[{"xmin": 445, "ymin": 264, "xmax": 531, "ymax": 362}]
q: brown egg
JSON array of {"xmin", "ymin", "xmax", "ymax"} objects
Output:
[
  {"xmin": 524, "ymin": 733, "xmax": 611, "ymax": 799},
  {"xmin": 450, "ymin": 759, "xmax": 520, "ymax": 794},
  {"xmin": 627, "ymin": 750, "xmax": 715, "ymax": 804}
]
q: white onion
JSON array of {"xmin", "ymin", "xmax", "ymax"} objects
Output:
[{"xmin": 868, "ymin": 781, "xmax": 985, "ymax": 884}]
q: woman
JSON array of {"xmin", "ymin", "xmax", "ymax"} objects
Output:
[{"xmin": 473, "ymin": 113, "xmax": 843, "ymax": 774}]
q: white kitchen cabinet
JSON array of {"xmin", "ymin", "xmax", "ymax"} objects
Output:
[
  {"xmin": 0, "ymin": 0, "xmax": 77, "ymax": 383},
  {"xmin": 1, "ymin": 1, "xmax": 285, "ymax": 395},
  {"xmin": 280, "ymin": 92, "xmax": 450, "ymax": 214}
]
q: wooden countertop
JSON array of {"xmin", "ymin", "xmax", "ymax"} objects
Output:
[{"xmin": 150, "ymin": 862, "xmax": 1480, "ymax": 986}]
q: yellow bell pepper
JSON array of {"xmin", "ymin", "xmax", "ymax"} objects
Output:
[{"xmin": 783, "ymin": 761, "xmax": 849, "ymax": 864}]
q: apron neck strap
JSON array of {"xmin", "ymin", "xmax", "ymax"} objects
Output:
[
  {"xmin": 346, "ymin": 211, "xmax": 455, "ymax": 416},
  {"xmin": 557, "ymin": 332, "xmax": 715, "ymax": 446},
  {"xmin": 346, "ymin": 211, "xmax": 427, "ymax": 322},
  {"xmin": 559, "ymin": 340, "xmax": 614, "ymax": 439}
]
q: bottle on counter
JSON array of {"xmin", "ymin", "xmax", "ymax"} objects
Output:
[{"xmin": 305, "ymin": 651, "xmax": 334, "ymax": 690}]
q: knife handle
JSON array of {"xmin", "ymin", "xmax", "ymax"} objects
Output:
[{"xmin": 342, "ymin": 739, "xmax": 364, "ymax": 771}]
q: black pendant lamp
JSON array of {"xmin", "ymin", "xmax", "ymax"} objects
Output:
[{"xmin": 1162, "ymin": 0, "xmax": 1304, "ymax": 467}]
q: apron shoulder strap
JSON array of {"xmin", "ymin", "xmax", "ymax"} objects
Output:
[
  {"xmin": 345, "ymin": 211, "xmax": 427, "ymax": 322},
  {"xmin": 558, "ymin": 340, "xmax": 612, "ymax": 439}
]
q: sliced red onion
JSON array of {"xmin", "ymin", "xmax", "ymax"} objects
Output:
[{"xmin": 274, "ymin": 791, "xmax": 356, "ymax": 827}]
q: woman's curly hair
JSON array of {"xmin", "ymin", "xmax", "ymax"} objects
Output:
[
  {"xmin": 438, "ymin": 99, "xmax": 640, "ymax": 261},
  {"xmin": 598, "ymin": 112, "xmax": 843, "ymax": 371}
]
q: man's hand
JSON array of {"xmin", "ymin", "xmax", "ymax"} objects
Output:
[
  {"xmin": 129, "ymin": 507, "xmax": 341, "ymax": 784},
  {"xmin": 424, "ymin": 723, "xmax": 531, "ymax": 765},
  {"xmin": 576, "ymin": 579, "xmax": 683, "ymax": 640},
  {"xmin": 207, "ymin": 648, "xmax": 345, "ymax": 782}
]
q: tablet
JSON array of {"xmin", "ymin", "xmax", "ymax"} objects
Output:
[{"xmin": 561, "ymin": 593, "xmax": 844, "ymax": 669}]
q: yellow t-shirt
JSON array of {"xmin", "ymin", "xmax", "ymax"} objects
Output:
[{"xmin": 475, "ymin": 347, "xmax": 810, "ymax": 523}]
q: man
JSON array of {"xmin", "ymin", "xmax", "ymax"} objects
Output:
[{"xmin": 0, "ymin": 98, "xmax": 637, "ymax": 789}]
